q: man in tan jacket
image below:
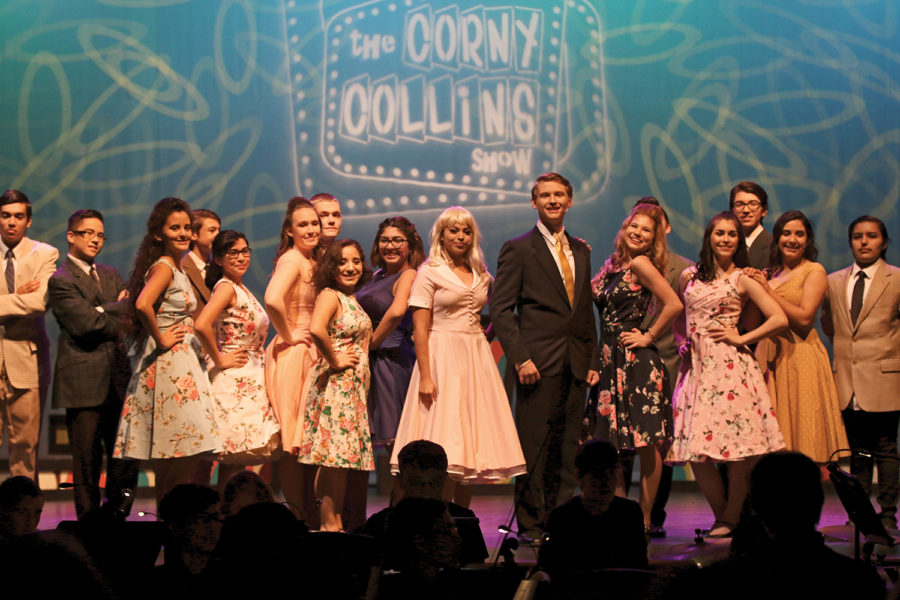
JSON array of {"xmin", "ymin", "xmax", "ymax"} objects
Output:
[
  {"xmin": 0, "ymin": 190, "xmax": 58, "ymax": 479},
  {"xmin": 823, "ymin": 215, "xmax": 900, "ymax": 529}
]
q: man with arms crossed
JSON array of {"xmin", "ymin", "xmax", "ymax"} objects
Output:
[
  {"xmin": 822, "ymin": 215, "xmax": 900, "ymax": 530},
  {"xmin": 0, "ymin": 189, "xmax": 58, "ymax": 479},
  {"xmin": 491, "ymin": 172, "xmax": 599, "ymax": 540},
  {"xmin": 49, "ymin": 209, "xmax": 138, "ymax": 517}
]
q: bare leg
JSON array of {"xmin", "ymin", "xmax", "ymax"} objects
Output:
[
  {"xmin": 278, "ymin": 457, "xmax": 306, "ymax": 519},
  {"xmin": 154, "ymin": 455, "xmax": 203, "ymax": 508},
  {"xmin": 723, "ymin": 458, "xmax": 756, "ymax": 526},
  {"xmin": 316, "ymin": 466, "xmax": 348, "ymax": 531},
  {"xmin": 690, "ymin": 461, "xmax": 727, "ymax": 523},
  {"xmin": 637, "ymin": 445, "xmax": 663, "ymax": 527}
]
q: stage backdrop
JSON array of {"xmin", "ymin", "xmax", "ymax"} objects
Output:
[{"xmin": 2, "ymin": 0, "xmax": 898, "ymax": 286}]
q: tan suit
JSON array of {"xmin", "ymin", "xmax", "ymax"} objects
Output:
[
  {"xmin": 822, "ymin": 260, "xmax": 900, "ymax": 412},
  {"xmin": 0, "ymin": 236, "xmax": 58, "ymax": 477},
  {"xmin": 823, "ymin": 258, "xmax": 900, "ymax": 519},
  {"xmin": 181, "ymin": 253, "xmax": 210, "ymax": 312}
]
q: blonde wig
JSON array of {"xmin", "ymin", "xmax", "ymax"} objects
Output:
[{"xmin": 426, "ymin": 206, "xmax": 487, "ymax": 273}]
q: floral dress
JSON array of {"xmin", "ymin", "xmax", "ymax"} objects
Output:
[
  {"xmin": 114, "ymin": 259, "xmax": 218, "ymax": 459},
  {"xmin": 589, "ymin": 266, "xmax": 671, "ymax": 451},
  {"xmin": 297, "ymin": 289, "xmax": 374, "ymax": 470},
  {"xmin": 209, "ymin": 278, "xmax": 281, "ymax": 464},
  {"xmin": 667, "ymin": 270, "xmax": 785, "ymax": 462}
]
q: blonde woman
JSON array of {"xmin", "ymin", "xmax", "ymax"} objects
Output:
[{"xmin": 390, "ymin": 207, "xmax": 525, "ymax": 506}]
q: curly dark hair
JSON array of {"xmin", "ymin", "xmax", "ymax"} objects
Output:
[
  {"xmin": 768, "ymin": 210, "xmax": 818, "ymax": 272},
  {"xmin": 205, "ymin": 230, "xmax": 248, "ymax": 290},
  {"xmin": 694, "ymin": 212, "xmax": 749, "ymax": 283},
  {"xmin": 312, "ymin": 238, "xmax": 372, "ymax": 293},
  {"xmin": 125, "ymin": 197, "xmax": 192, "ymax": 337},
  {"xmin": 369, "ymin": 216, "xmax": 426, "ymax": 271}
]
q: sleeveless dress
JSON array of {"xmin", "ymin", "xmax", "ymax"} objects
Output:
[
  {"xmin": 590, "ymin": 266, "xmax": 672, "ymax": 450},
  {"xmin": 356, "ymin": 269, "xmax": 415, "ymax": 445},
  {"xmin": 297, "ymin": 289, "xmax": 374, "ymax": 470},
  {"xmin": 389, "ymin": 263, "xmax": 526, "ymax": 483},
  {"xmin": 264, "ymin": 249, "xmax": 317, "ymax": 454},
  {"xmin": 114, "ymin": 259, "xmax": 218, "ymax": 459},
  {"xmin": 209, "ymin": 278, "xmax": 281, "ymax": 464},
  {"xmin": 755, "ymin": 261, "xmax": 849, "ymax": 462},
  {"xmin": 667, "ymin": 270, "xmax": 785, "ymax": 463}
]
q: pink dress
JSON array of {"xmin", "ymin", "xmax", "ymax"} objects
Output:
[
  {"xmin": 390, "ymin": 263, "xmax": 526, "ymax": 483},
  {"xmin": 264, "ymin": 249, "xmax": 317, "ymax": 454},
  {"xmin": 667, "ymin": 270, "xmax": 785, "ymax": 463}
]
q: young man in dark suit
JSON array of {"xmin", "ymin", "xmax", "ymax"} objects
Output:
[
  {"xmin": 729, "ymin": 181, "xmax": 772, "ymax": 269},
  {"xmin": 182, "ymin": 208, "xmax": 220, "ymax": 311},
  {"xmin": 490, "ymin": 172, "xmax": 599, "ymax": 540},
  {"xmin": 48, "ymin": 209, "xmax": 138, "ymax": 518}
]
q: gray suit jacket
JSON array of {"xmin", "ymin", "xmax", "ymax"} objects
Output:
[
  {"xmin": 822, "ymin": 260, "xmax": 900, "ymax": 412},
  {"xmin": 48, "ymin": 258, "xmax": 131, "ymax": 409},
  {"xmin": 0, "ymin": 236, "xmax": 58, "ymax": 389},
  {"xmin": 746, "ymin": 228, "xmax": 773, "ymax": 270}
]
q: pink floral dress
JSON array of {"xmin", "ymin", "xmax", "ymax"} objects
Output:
[
  {"xmin": 209, "ymin": 278, "xmax": 281, "ymax": 464},
  {"xmin": 115, "ymin": 259, "xmax": 218, "ymax": 459},
  {"xmin": 667, "ymin": 270, "xmax": 785, "ymax": 463},
  {"xmin": 297, "ymin": 289, "xmax": 374, "ymax": 470}
]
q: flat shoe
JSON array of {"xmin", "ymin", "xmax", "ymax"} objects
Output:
[{"xmin": 706, "ymin": 520, "xmax": 735, "ymax": 538}]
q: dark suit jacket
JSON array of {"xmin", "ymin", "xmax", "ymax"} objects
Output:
[
  {"xmin": 746, "ymin": 228, "xmax": 773, "ymax": 270},
  {"xmin": 48, "ymin": 258, "xmax": 131, "ymax": 409},
  {"xmin": 490, "ymin": 226, "xmax": 598, "ymax": 379},
  {"xmin": 181, "ymin": 253, "xmax": 210, "ymax": 311}
]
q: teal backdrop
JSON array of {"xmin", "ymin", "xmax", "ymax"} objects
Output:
[{"xmin": 2, "ymin": 0, "xmax": 899, "ymax": 465}]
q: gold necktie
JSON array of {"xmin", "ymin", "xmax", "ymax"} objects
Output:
[{"xmin": 555, "ymin": 234, "xmax": 575, "ymax": 307}]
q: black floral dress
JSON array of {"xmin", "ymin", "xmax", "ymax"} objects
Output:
[{"xmin": 589, "ymin": 266, "xmax": 672, "ymax": 451}]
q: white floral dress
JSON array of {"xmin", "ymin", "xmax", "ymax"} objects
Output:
[
  {"xmin": 115, "ymin": 259, "xmax": 218, "ymax": 459},
  {"xmin": 209, "ymin": 278, "xmax": 281, "ymax": 464},
  {"xmin": 297, "ymin": 289, "xmax": 374, "ymax": 470}
]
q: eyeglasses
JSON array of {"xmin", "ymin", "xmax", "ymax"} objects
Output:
[
  {"xmin": 71, "ymin": 230, "xmax": 105, "ymax": 241},
  {"xmin": 225, "ymin": 248, "xmax": 252, "ymax": 258},
  {"xmin": 378, "ymin": 237, "xmax": 408, "ymax": 247},
  {"xmin": 732, "ymin": 200, "xmax": 762, "ymax": 210}
]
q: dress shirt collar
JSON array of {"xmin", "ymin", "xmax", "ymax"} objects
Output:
[
  {"xmin": 67, "ymin": 253, "xmax": 95, "ymax": 277},
  {"xmin": 744, "ymin": 223, "xmax": 765, "ymax": 247},
  {"xmin": 536, "ymin": 219, "xmax": 566, "ymax": 245},
  {"xmin": 850, "ymin": 258, "xmax": 883, "ymax": 282}
]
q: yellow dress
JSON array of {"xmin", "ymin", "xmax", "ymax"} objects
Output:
[{"xmin": 756, "ymin": 260, "xmax": 849, "ymax": 462}]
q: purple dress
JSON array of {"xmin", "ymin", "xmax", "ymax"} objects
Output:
[{"xmin": 356, "ymin": 269, "xmax": 415, "ymax": 444}]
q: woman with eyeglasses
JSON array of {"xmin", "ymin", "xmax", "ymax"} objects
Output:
[{"xmin": 194, "ymin": 230, "xmax": 281, "ymax": 491}]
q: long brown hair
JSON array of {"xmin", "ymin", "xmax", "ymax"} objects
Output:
[
  {"xmin": 275, "ymin": 196, "xmax": 320, "ymax": 261},
  {"xmin": 596, "ymin": 203, "xmax": 668, "ymax": 281},
  {"xmin": 693, "ymin": 212, "xmax": 749, "ymax": 283},
  {"xmin": 125, "ymin": 197, "xmax": 192, "ymax": 338}
]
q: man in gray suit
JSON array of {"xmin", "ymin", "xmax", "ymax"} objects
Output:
[
  {"xmin": 49, "ymin": 209, "xmax": 137, "ymax": 518},
  {"xmin": 730, "ymin": 181, "xmax": 772, "ymax": 270},
  {"xmin": 822, "ymin": 215, "xmax": 900, "ymax": 529}
]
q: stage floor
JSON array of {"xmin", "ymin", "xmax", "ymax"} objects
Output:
[{"xmin": 37, "ymin": 481, "xmax": 872, "ymax": 567}]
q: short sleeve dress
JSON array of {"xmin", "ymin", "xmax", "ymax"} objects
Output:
[
  {"xmin": 389, "ymin": 263, "xmax": 526, "ymax": 483},
  {"xmin": 114, "ymin": 258, "xmax": 218, "ymax": 459},
  {"xmin": 667, "ymin": 270, "xmax": 785, "ymax": 463},
  {"xmin": 356, "ymin": 269, "xmax": 415, "ymax": 445},
  {"xmin": 755, "ymin": 261, "xmax": 849, "ymax": 462},
  {"xmin": 297, "ymin": 289, "xmax": 374, "ymax": 471},
  {"xmin": 208, "ymin": 278, "xmax": 281, "ymax": 464}
]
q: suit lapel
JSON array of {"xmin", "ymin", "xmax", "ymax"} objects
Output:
[
  {"xmin": 183, "ymin": 258, "xmax": 209, "ymax": 303},
  {"xmin": 855, "ymin": 263, "xmax": 891, "ymax": 330},
  {"xmin": 530, "ymin": 228, "xmax": 571, "ymax": 307},
  {"xmin": 64, "ymin": 258, "xmax": 103, "ymax": 303}
]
